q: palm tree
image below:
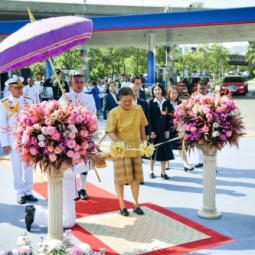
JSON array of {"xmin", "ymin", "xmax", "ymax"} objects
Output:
[{"xmin": 245, "ymin": 41, "xmax": 255, "ymax": 66}]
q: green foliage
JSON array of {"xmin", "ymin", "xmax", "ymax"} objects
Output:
[
  {"xmin": 54, "ymin": 49, "xmax": 82, "ymax": 70},
  {"xmin": 28, "ymin": 61, "xmax": 46, "ymax": 76}
]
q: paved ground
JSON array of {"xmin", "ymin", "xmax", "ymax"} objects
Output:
[{"xmin": 0, "ymin": 85, "xmax": 255, "ymax": 254}]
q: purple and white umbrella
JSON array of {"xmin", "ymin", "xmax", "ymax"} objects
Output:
[{"xmin": 0, "ymin": 15, "xmax": 93, "ymax": 73}]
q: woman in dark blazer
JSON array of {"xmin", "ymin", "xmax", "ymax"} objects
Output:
[
  {"xmin": 148, "ymin": 83, "xmax": 175, "ymax": 180},
  {"xmin": 102, "ymin": 82, "xmax": 118, "ymax": 121},
  {"xmin": 166, "ymin": 86, "xmax": 194, "ymax": 171}
]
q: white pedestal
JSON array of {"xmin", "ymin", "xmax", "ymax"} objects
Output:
[
  {"xmin": 48, "ymin": 174, "xmax": 63, "ymax": 240},
  {"xmin": 197, "ymin": 154, "xmax": 221, "ymax": 219}
]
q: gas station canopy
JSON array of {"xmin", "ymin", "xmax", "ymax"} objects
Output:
[{"xmin": 0, "ymin": 6, "xmax": 255, "ymax": 47}]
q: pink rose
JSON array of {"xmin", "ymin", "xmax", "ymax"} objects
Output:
[
  {"xmin": 79, "ymin": 130, "xmax": 88, "ymax": 138},
  {"xmin": 74, "ymin": 144, "xmax": 80, "ymax": 152},
  {"xmin": 202, "ymin": 126, "xmax": 209, "ymax": 133},
  {"xmin": 76, "ymin": 115, "xmax": 83, "ymax": 124},
  {"xmin": 52, "ymin": 132, "xmax": 61, "ymax": 141},
  {"xmin": 184, "ymin": 134, "xmax": 191, "ymax": 141},
  {"xmin": 49, "ymin": 153, "xmax": 57, "ymax": 162},
  {"xmin": 67, "ymin": 139, "xmax": 76, "ymax": 149},
  {"xmin": 203, "ymin": 107, "xmax": 210, "ymax": 114},
  {"xmin": 72, "ymin": 158, "xmax": 83, "ymax": 164},
  {"xmin": 190, "ymin": 126, "xmax": 197, "ymax": 133},
  {"xmin": 47, "ymin": 126, "xmax": 57, "ymax": 135},
  {"xmin": 215, "ymin": 107, "xmax": 222, "ymax": 113},
  {"xmin": 47, "ymin": 145, "xmax": 54, "ymax": 152},
  {"xmin": 89, "ymin": 124, "xmax": 98, "ymax": 131},
  {"xmin": 22, "ymin": 134, "xmax": 30, "ymax": 144},
  {"xmin": 54, "ymin": 147, "xmax": 63, "ymax": 154},
  {"xmin": 67, "ymin": 150, "xmax": 74, "ymax": 158},
  {"xmin": 30, "ymin": 147, "xmax": 38, "ymax": 155},
  {"xmin": 45, "ymin": 119, "xmax": 54, "ymax": 126},
  {"xmin": 81, "ymin": 142, "xmax": 89, "ymax": 149},
  {"xmin": 69, "ymin": 132, "xmax": 76, "ymax": 139},
  {"xmin": 226, "ymin": 131, "xmax": 232, "ymax": 137},
  {"xmin": 73, "ymin": 152, "xmax": 81, "ymax": 159},
  {"xmin": 79, "ymin": 149, "xmax": 87, "ymax": 156},
  {"xmin": 206, "ymin": 113, "xmax": 213, "ymax": 121}
]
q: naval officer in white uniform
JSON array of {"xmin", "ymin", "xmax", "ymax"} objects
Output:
[
  {"xmin": 0, "ymin": 76, "xmax": 38, "ymax": 204},
  {"xmin": 60, "ymin": 74, "xmax": 97, "ymax": 201},
  {"xmin": 23, "ymin": 77, "xmax": 40, "ymax": 104},
  {"xmin": 25, "ymin": 74, "xmax": 96, "ymax": 231}
]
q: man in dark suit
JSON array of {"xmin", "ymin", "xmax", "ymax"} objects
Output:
[
  {"xmin": 129, "ymin": 83, "xmax": 150, "ymax": 185},
  {"xmin": 129, "ymin": 83, "xmax": 150, "ymax": 138},
  {"xmin": 42, "ymin": 69, "xmax": 70, "ymax": 100},
  {"xmin": 132, "ymin": 76, "xmax": 146, "ymax": 100}
]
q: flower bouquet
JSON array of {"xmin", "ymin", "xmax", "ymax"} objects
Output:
[
  {"xmin": 0, "ymin": 230, "xmax": 105, "ymax": 255},
  {"xmin": 174, "ymin": 94, "xmax": 245, "ymax": 154},
  {"xmin": 13, "ymin": 100, "xmax": 99, "ymax": 174}
]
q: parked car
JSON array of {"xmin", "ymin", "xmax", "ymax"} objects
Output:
[
  {"xmin": 220, "ymin": 76, "xmax": 248, "ymax": 95},
  {"xmin": 177, "ymin": 76, "xmax": 210, "ymax": 96}
]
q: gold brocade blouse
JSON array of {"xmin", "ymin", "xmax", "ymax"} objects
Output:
[{"xmin": 105, "ymin": 104, "xmax": 148, "ymax": 157}]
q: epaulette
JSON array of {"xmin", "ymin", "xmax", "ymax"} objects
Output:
[
  {"xmin": 24, "ymin": 96, "xmax": 32, "ymax": 99},
  {"xmin": 0, "ymin": 97, "xmax": 8, "ymax": 102}
]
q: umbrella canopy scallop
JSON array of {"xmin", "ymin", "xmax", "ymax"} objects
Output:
[{"xmin": 0, "ymin": 16, "xmax": 93, "ymax": 73}]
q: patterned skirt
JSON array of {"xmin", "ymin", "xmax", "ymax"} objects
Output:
[{"xmin": 113, "ymin": 156, "xmax": 144, "ymax": 184}]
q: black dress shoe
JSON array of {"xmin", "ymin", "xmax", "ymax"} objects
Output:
[
  {"xmin": 25, "ymin": 195, "xmax": 38, "ymax": 202},
  {"xmin": 149, "ymin": 173, "xmax": 155, "ymax": 178},
  {"xmin": 184, "ymin": 167, "xmax": 194, "ymax": 172},
  {"xmin": 133, "ymin": 206, "xmax": 144, "ymax": 215},
  {"xmin": 17, "ymin": 197, "xmax": 26, "ymax": 204},
  {"xmin": 25, "ymin": 205, "xmax": 35, "ymax": 232},
  {"xmin": 124, "ymin": 183, "xmax": 130, "ymax": 186},
  {"xmin": 166, "ymin": 167, "xmax": 170, "ymax": 170},
  {"xmin": 79, "ymin": 189, "xmax": 88, "ymax": 200},
  {"xmin": 120, "ymin": 208, "xmax": 129, "ymax": 216},
  {"xmin": 195, "ymin": 163, "xmax": 203, "ymax": 168},
  {"xmin": 161, "ymin": 173, "xmax": 169, "ymax": 180},
  {"xmin": 140, "ymin": 182, "xmax": 144, "ymax": 185}
]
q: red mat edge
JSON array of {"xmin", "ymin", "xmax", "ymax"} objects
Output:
[{"xmin": 33, "ymin": 182, "xmax": 235, "ymax": 255}]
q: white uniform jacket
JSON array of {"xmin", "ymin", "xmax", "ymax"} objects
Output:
[
  {"xmin": 59, "ymin": 91, "xmax": 96, "ymax": 115},
  {"xmin": 0, "ymin": 95, "xmax": 32, "ymax": 147},
  {"xmin": 23, "ymin": 85, "xmax": 40, "ymax": 104}
]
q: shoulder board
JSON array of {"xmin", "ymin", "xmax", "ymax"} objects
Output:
[
  {"xmin": 24, "ymin": 96, "xmax": 32, "ymax": 99},
  {"xmin": 0, "ymin": 97, "xmax": 8, "ymax": 102}
]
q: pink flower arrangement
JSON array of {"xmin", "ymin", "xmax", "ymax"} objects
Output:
[
  {"xmin": 13, "ymin": 100, "xmax": 98, "ymax": 172},
  {"xmin": 174, "ymin": 94, "xmax": 245, "ymax": 151}
]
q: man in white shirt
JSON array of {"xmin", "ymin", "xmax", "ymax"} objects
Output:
[
  {"xmin": 23, "ymin": 78, "xmax": 40, "ymax": 104},
  {"xmin": 192, "ymin": 78, "xmax": 216, "ymax": 168},
  {"xmin": 0, "ymin": 76, "xmax": 38, "ymax": 204},
  {"xmin": 121, "ymin": 75, "xmax": 130, "ymax": 88}
]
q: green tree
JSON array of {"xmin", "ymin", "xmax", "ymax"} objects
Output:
[
  {"xmin": 28, "ymin": 61, "xmax": 46, "ymax": 77},
  {"xmin": 245, "ymin": 41, "xmax": 255, "ymax": 77},
  {"xmin": 54, "ymin": 49, "xmax": 82, "ymax": 70}
]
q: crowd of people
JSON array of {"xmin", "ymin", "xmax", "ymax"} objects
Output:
[{"xmin": 0, "ymin": 70, "xmax": 212, "ymax": 232}]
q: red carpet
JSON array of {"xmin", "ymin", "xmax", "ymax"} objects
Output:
[{"xmin": 33, "ymin": 182, "xmax": 234, "ymax": 255}]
